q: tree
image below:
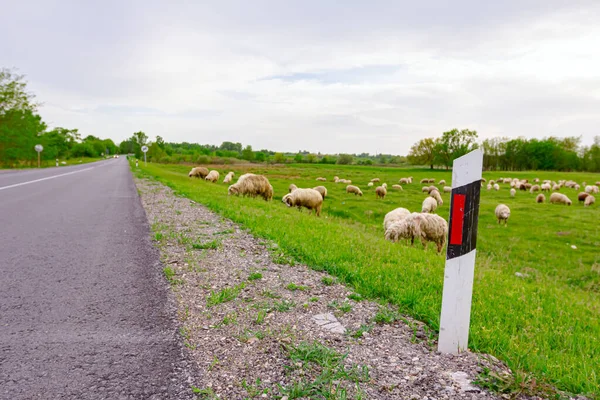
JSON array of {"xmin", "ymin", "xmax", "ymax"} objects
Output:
[
  {"xmin": 155, "ymin": 135, "xmax": 165, "ymax": 149},
  {"xmin": 407, "ymin": 138, "xmax": 436, "ymax": 169},
  {"xmin": 219, "ymin": 141, "xmax": 242, "ymax": 153},
  {"xmin": 242, "ymin": 145, "xmax": 255, "ymax": 161},
  {"xmin": 273, "ymin": 152, "xmax": 286, "ymax": 164},
  {"xmin": 306, "ymin": 153, "xmax": 316, "ymax": 163},
  {"xmin": 336, "ymin": 154, "xmax": 353, "ymax": 165},
  {"xmin": 294, "ymin": 153, "xmax": 303, "ymax": 163},
  {"xmin": 133, "ymin": 131, "xmax": 148, "ymax": 147},
  {"xmin": 433, "ymin": 129, "xmax": 478, "ymax": 169},
  {"xmin": 255, "ymin": 152, "xmax": 266, "ymax": 162}
]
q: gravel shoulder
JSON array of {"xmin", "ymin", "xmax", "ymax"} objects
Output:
[{"xmin": 135, "ymin": 177, "xmax": 530, "ymax": 400}]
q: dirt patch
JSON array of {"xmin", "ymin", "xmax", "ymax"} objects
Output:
[{"xmin": 135, "ymin": 177, "xmax": 529, "ymax": 399}]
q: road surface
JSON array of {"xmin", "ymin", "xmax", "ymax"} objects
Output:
[{"xmin": 0, "ymin": 158, "xmax": 195, "ymax": 399}]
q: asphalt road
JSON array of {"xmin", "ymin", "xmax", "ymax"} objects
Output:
[{"xmin": 0, "ymin": 158, "xmax": 195, "ymax": 399}]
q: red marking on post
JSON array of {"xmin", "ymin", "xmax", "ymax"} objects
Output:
[{"xmin": 450, "ymin": 194, "xmax": 466, "ymax": 245}]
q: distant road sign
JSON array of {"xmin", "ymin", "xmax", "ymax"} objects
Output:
[
  {"xmin": 34, "ymin": 144, "xmax": 43, "ymax": 152},
  {"xmin": 141, "ymin": 146, "xmax": 148, "ymax": 153}
]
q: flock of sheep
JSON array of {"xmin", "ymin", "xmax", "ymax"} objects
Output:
[{"xmin": 188, "ymin": 166, "xmax": 598, "ymax": 255}]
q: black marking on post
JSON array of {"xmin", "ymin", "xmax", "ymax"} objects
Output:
[{"xmin": 446, "ymin": 180, "xmax": 481, "ymax": 260}]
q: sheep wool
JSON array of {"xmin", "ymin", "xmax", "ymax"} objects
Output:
[
  {"xmin": 223, "ymin": 171, "xmax": 235, "ymax": 184},
  {"xmin": 383, "ymin": 207, "xmax": 411, "ymax": 232},
  {"xmin": 495, "ymin": 204, "xmax": 511, "ymax": 226},
  {"xmin": 384, "ymin": 213, "xmax": 419, "ymax": 245},
  {"xmin": 228, "ymin": 173, "xmax": 273, "ymax": 201},
  {"xmin": 421, "ymin": 196, "xmax": 438, "ymax": 213},
  {"xmin": 438, "ymin": 179, "xmax": 446, "ymax": 186},
  {"xmin": 282, "ymin": 188, "xmax": 323, "ymax": 216},
  {"xmin": 392, "ymin": 184, "xmax": 403, "ymax": 190},
  {"xmin": 289, "ymin": 184, "xmax": 298, "ymax": 193},
  {"xmin": 412, "ymin": 213, "xmax": 448, "ymax": 253},
  {"xmin": 382, "ymin": 183, "xmax": 387, "ymax": 189},
  {"xmin": 585, "ymin": 195, "xmax": 595, "ymax": 207},
  {"xmin": 346, "ymin": 185, "xmax": 363, "ymax": 196},
  {"xmin": 370, "ymin": 178, "xmax": 381, "ymax": 183},
  {"xmin": 316, "ymin": 177, "xmax": 327, "ymax": 181},
  {"xmin": 443, "ymin": 186, "xmax": 452, "ymax": 193},
  {"xmin": 422, "ymin": 186, "xmax": 430, "ymax": 193},
  {"xmin": 205, "ymin": 170, "xmax": 220, "ymax": 183},
  {"xmin": 493, "ymin": 183, "xmax": 500, "ymax": 191},
  {"xmin": 367, "ymin": 182, "xmax": 374, "ymax": 187},
  {"xmin": 529, "ymin": 185, "xmax": 540, "ymax": 193},
  {"xmin": 375, "ymin": 186, "xmax": 387, "ymax": 199},
  {"xmin": 549, "ymin": 192, "xmax": 572, "ymax": 206},
  {"xmin": 430, "ymin": 189, "xmax": 443, "ymax": 206},
  {"xmin": 536, "ymin": 193, "xmax": 545, "ymax": 203},
  {"xmin": 552, "ymin": 184, "xmax": 561, "ymax": 192},
  {"xmin": 188, "ymin": 166, "xmax": 209, "ymax": 179},
  {"xmin": 510, "ymin": 188, "xmax": 516, "ymax": 198},
  {"xmin": 312, "ymin": 186, "xmax": 327, "ymax": 200}
]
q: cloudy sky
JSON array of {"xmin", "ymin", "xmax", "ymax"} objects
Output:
[{"xmin": 1, "ymin": 0, "xmax": 599, "ymax": 155}]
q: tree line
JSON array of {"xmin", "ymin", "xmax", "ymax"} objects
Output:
[
  {"xmin": 0, "ymin": 69, "xmax": 118, "ymax": 167},
  {"xmin": 408, "ymin": 129, "xmax": 600, "ymax": 172}
]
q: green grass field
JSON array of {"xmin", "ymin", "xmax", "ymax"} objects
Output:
[{"xmin": 134, "ymin": 162, "xmax": 599, "ymax": 397}]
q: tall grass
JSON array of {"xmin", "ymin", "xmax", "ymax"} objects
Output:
[{"xmin": 135, "ymin": 162, "xmax": 599, "ymax": 397}]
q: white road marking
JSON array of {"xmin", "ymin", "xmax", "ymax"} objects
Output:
[{"xmin": 0, "ymin": 167, "xmax": 96, "ymax": 191}]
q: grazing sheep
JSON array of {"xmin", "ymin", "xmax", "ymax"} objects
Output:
[
  {"xmin": 574, "ymin": 184, "xmax": 580, "ymax": 191},
  {"xmin": 495, "ymin": 204, "xmax": 511, "ymax": 226},
  {"xmin": 420, "ymin": 178, "xmax": 428, "ymax": 184},
  {"xmin": 371, "ymin": 178, "xmax": 381, "ymax": 183},
  {"xmin": 443, "ymin": 186, "xmax": 452, "ymax": 193},
  {"xmin": 312, "ymin": 185, "xmax": 327, "ymax": 200},
  {"xmin": 481, "ymin": 178, "xmax": 487, "ymax": 183},
  {"xmin": 399, "ymin": 178, "xmax": 410, "ymax": 185},
  {"xmin": 530, "ymin": 185, "xmax": 540, "ymax": 193},
  {"xmin": 552, "ymin": 184, "xmax": 561, "ymax": 192},
  {"xmin": 596, "ymin": 181, "xmax": 600, "ymax": 186},
  {"xmin": 367, "ymin": 182, "xmax": 374, "ymax": 187},
  {"xmin": 428, "ymin": 179, "xmax": 436, "ymax": 184},
  {"xmin": 510, "ymin": 188, "xmax": 516, "ymax": 198},
  {"xmin": 438, "ymin": 179, "xmax": 446, "ymax": 186},
  {"xmin": 487, "ymin": 184, "xmax": 492, "ymax": 190},
  {"xmin": 589, "ymin": 185, "xmax": 599, "ymax": 194},
  {"xmin": 536, "ymin": 193, "xmax": 545, "ymax": 203},
  {"xmin": 289, "ymin": 183, "xmax": 298, "ymax": 193},
  {"xmin": 430, "ymin": 189, "xmax": 443, "ymax": 206},
  {"xmin": 382, "ymin": 183, "xmax": 387, "ymax": 189},
  {"xmin": 428, "ymin": 185, "xmax": 438, "ymax": 193},
  {"xmin": 228, "ymin": 173, "xmax": 273, "ymax": 201},
  {"xmin": 585, "ymin": 195, "xmax": 595, "ymax": 207},
  {"xmin": 223, "ymin": 171, "xmax": 235, "ymax": 184},
  {"xmin": 578, "ymin": 192, "xmax": 590, "ymax": 203},
  {"xmin": 422, "ymin": 196, "xmax": 438, "ymax": 213},
  {"xmin": 503, "ymin": 178, "xmax": 512, "ymax": 184},
  {"xmin": 282, "ymin": 188, "xmax": 323, "ymax": 216},
  {"xmin": 549, "ymin": 192, "xmax": 572, "ymax": 206},
  {"xmin": 412, "ymin": 213, "xmax": 448, "ymax": 253},
  {"xmin": 316, "ymin": 177, "xmax": 327, "ymax": 182},
  {"xmin": 493, "ymin": 183, "xmax": 500, "ymax": 191},
  {"xmin": 385, "ymin": 215, "xmax": 418, "ymax": 245},
  {"xmin": 489, "ymin": 180, "xmax": 495, "ymax": 185},
  {"xmin": 383, "ymin": 207, "xmax": 411, "ymax": 232},
  {"xmin": 375, "ymin": 186, "xmax": 387, "ymax": 199},
  {"xmin": 533, "ymin": 178, "xmax": 540, "ymax": 183},
  {"xmin": 541, "ymin": 183, "xmax": 551, "ymax": 192},
  {"xmin": 346, "ymin": 185, "xmax": 363, "ymax": 196},
  {"xmin": 205, "ymin": 170, "xmax": 220, "ymax": 183},
  {"xmin": 334, "ymin": 176, "xmax": 339, "ymax": 182},
  {"xmin": 392, "ymin": 184, "xmax": 403, "ymax": 190},
  {"xmin": 188, "ymin": 166, "xmax": 209, "ymax": 178},
  {"xmin": 422, "ymin": 186, "xmax": 430, "ymax": 193}
]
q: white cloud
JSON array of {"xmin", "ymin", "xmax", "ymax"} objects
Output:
[{"xmin": 1, "ymin": 0, "xmax": 599, "ymax": 153}]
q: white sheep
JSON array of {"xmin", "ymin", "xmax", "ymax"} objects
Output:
[
  {"xmin": 282, "ymin": 188, "xmax": 323, "ymax": 216},
  {"xmin": 422, "ymin": 196, "xmax": 438, "ymax": 213},
  {"xmin": 493, "ymin": 183, "xmax": 500, "ymax": 191},
  {"xmin": 370, "ymin": 178, "xmax": 381, "ymax": 183},
  {"xmin": 412, "ymin": 213, "xmax": 448, "ymax": 253},
  {"xmin": 552, "ymin": 184, "xmax": 561, "ymax": 192},
  {"xmin": 486, "ymin": 183, "xmax": 492, "ymax": 191},
  {"xmin": 495, "ymin": 204, "xmax": 511, "ymax": 226},
  {"xmin": 188, "ymin": 166, "xmax": 209, "ymax": 178},
  {"xmin": 438, "ymin": 179, "xmax": 446, "ymax": 186},
  {"xmin": 529, "ymin": 185, "xmax": 540, "ymax": 193},
  {"xmin": 585, "ymin": 195, "xmax": 595, "ymax": 207},
  {"xmin": 289, "ymin": 183, "xmax": 298, "ymax": 193},
  {"xmin": 422, "ymin": 186, "xmax": 430, "ymax": 193},
  {"xmin": 316, "ymin": 177, "xmax": 327, "ymax": 182},
  {"xmin": 510, "ymin": 188, "xmax": 516, "ymax": 198},
  {"xmin": 392, "ymin": 184, "xmax": 403, "ymax": 190},
  {"xmin": 228, "ymin": 173, "xmax": 273, "ymax": 201},
  {"xmin": 312, "ymin": 185, "xmax": 327, "ymax": 200},
  {"xmin": 549, "ymin": 192, "xmax": 572, "ymax": 206},
  {"xmin": 541, "ymin": 183, "xmax": 551, "ymax": 192},
  {"xmin": 375, "ymin": 186, "xmax": 387, "ymax": 199},
  {"xmin": 385, "ymin": 215, "xmax": 418, "ymax": 245},
  {"xmin": 430, "ymin": 189, "xmax": 443, "ymax": 206},
  {"xmin": 223, "ymin": 171, "xmax": 235, "ymax": 184},
  {"xmin": 205, "ymin": 170, "xmax": 220, "ymax": 183},
  {"xmin": 578, "ymin": 192, "xmax": 590, "ymax": 203},
  {"xmin": 399, "ymin": 178, "xmax": 410, "ymax": 185},
  {"xmin": 383, "ymin": 207, "xmax": 411, "ymax": 232},
  {"xmin": 367, "ymin": 182, "xmax": 374, "ymax": 187},
  {"xmin": 443, "ymin": 186, "xmax": 452, "ymax": 193},
  {"xmin": 346, "ymin": 185, "xmax": 363, "ymax": 196},
  {"xmin": 382, "ymin": 183, "xmax": 387, "ymax": 189},
  {"xmin": 536, "ymin": 193, "xmax": 545, "ymax": 203}
]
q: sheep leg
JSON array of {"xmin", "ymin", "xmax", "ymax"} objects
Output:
[{"xmin": 316, "ymin": 205, "xmax": 322, "ymax": 217}]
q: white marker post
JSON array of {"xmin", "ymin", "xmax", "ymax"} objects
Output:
[
  {"xmin": 438, "ymin": 149, "xmax": 483, "ymax": 354},
  {"xmin": 141, "ymin": 145, "xmax": 148, "ymax": 166},
  {"xmin": 34, "ymin": 144, "xmax": 43, "ymax": 168}
]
